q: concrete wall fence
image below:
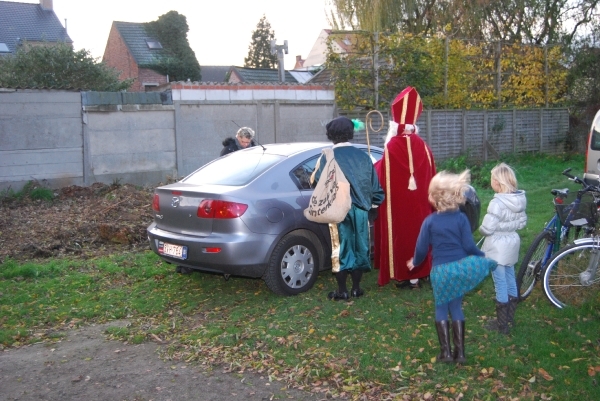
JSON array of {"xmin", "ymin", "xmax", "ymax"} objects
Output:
[{"xmin": 0, "ymin": 85, "xmax": 569, "ymax": 192}]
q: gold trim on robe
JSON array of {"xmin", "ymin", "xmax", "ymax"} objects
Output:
[
  {"xmin": 329, "ymin": 223, "xmax": 341, "ymax": 273},
  {"xmin": 384, "ymin": 147, "xmax": 395, "ymax": 279}
]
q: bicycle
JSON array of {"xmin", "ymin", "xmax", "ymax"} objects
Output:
[
  {"xmin": 542, "ymin": 236, "xmax": 600, "ymax": 308},
  {"xmin": 516, "ymin": 168, "xmax": 600, "ymax": 301}
]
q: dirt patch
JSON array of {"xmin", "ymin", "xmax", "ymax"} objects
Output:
[
  {"xmin": 0, "ymin": 321, "xmax": 324, "ymax": 401},
  {"xmin": 0, "ymin": 183, "xmax": 329, "ymax": 401},
  {"xmin": 0, "ymin": 182, "xmax": 154, "ymax": 262}
]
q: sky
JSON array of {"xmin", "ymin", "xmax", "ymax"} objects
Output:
[{"xmin": 8, "ymin": 0, "xmax": 333, "ymax": 68}]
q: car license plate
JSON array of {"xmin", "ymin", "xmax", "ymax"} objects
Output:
[{"xmin": 158, "ymin": 241, "xmax": 188, "ymax": 260}]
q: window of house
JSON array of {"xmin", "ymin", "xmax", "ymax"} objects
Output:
[
  {"xmin": 143, "ymin": 83, "xmax": 159, "ymax": 92},
  {"xmin": 146, "ymin": 40, "xmax": 163, "ymax": 49},
  {"xmin": 0, "ymin": 43, "xmax": 10, "ymax": 52}
]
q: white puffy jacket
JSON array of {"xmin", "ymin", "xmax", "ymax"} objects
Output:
[{"xmin": 479, "ymin": 190, "xmax": 527, "ymax": 266}]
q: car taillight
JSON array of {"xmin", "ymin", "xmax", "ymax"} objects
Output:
[
  {"xmin": 197, "ymin": 199, "xmax": 248, "ymax": 219},
  {"xmin": 152, "ymin": 194, "xmax": 160, "ymax": 212},
  {"xmin": 204, "ymin": 247, "xmax": 221, "ymax": 253},
  {"xmin": 586, "ymin": 131, "xmax": 591, "ymax": 172}
]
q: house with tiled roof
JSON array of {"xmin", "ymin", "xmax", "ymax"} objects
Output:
[
  {"xmin": 102, "ymin": 21, "xmax": 171, "ymax": 92},
  {"xmin": 226, "ymin": 66, "xmax": 318, "ymax": 84},
  {"xmin": 292, "ymin": 29, "xmax": 360, "ymax": 86},
  {"xmin": 306, "ymin": 67, "xmax": 333, "ymax": 86},
  {"xmin": 200, "ymin": 65, "xmax": 231, "ymax": 83},
  {"xmin": 302, "ymin": 29, "xmax": 356, "ymax": 68},
  {"xmin": 0, "ymin": 0, "xmax": 72, "ymax": 57},
  {"xmin": 227, "ymin": 66, "xmax": 299, "ymax": 84}
]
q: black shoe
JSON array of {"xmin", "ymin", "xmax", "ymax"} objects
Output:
[
  {"xmin": 395, "ymin": 280, "xmax": 421, "ymax": 290},
  {"xmin": 351, "ymin": 288, "xmax": 364, "ymax": 298},
  {"xmin": 327, "ymin": 291, "xmax": 349, "ymax": 301}
]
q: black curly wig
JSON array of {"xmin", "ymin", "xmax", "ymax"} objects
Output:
[{"xmin": 326, "ymin": 117, "xmax": 354, "ymax": 144}]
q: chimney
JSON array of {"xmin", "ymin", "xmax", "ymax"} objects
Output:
[
  {"xmin": 40, "ymin": 0, "xmax": 53, "ymax": 10},
  {"xmin": 294, "ymin": 55, "xmax": 304, "ymax": 70}
]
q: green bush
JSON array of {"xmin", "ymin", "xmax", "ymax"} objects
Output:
[
  {"xmin": 0, "ymin": 181, "xmax": 54, "ymax": 203},
  {"xmin": 0, "ymin": 42, "xmax": 132, "ymax": 91}
]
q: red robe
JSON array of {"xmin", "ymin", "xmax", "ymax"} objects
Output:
[{"xmin": 374, "ymin": 133, "xmax": 436, "ymax": 285}]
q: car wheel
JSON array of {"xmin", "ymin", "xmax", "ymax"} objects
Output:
[{"xmin": 263, "ymin": 232, "xmax": 320, "ymax": 296}]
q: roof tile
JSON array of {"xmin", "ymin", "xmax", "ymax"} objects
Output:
[
  {"xmin": 0, "ymin": 1, "xmax": 72, "ymax": 54},
  {"xmin": 113, "ymin": 21, "xmax": 170, "ymax": 66},
  {"xmin": 229, "ymin": 66, "xmax": 300, "ymax": 83}
]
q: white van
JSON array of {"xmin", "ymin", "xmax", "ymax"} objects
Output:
[{"xmin": 584, "ymin": 109, "xmax": 600, "ymax": 186}]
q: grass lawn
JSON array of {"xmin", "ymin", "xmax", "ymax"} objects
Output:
[{"xmin": 1, "ymin": 153, "xmax": 599, "ymax": 400}]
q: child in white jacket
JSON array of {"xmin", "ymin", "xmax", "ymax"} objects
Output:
[{"xmin": 479, "ymin": 163, "xmax": 527, "ymax": 335}]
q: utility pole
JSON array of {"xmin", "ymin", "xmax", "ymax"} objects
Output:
[{"xmin": 270, "ymin": 40, "xmax": 288, "ymax": 82}]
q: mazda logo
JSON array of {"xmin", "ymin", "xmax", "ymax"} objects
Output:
[{"xmin": 171, "ymin": 197, "xmax": 180, "ymax": 207}]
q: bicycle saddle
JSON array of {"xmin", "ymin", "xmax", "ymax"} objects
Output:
[{"xmin": 551, "ymin": 188, "xmax": 569, "ymax": 197}]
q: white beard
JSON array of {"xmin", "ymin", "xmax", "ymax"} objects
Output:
[
  {"xmin": 384, "ymin": 120, "xmax": 399, "ymax": 146},
  {"xmin": 385, "ymin": 122, "xmax": 418, "ymax": 146}
]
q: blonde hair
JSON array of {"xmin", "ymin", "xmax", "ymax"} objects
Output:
[
  {"xmin": 491, "ymin": 162, "xmax": 517, "ymax": 193},
  {"xmin": 428, "ymin": 170, "xmax": 471, "ymax": 212}
]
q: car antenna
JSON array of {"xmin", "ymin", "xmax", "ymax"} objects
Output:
[{"xmin": 231, "ymin": 120, "xmax": 265, "ymax": 151}]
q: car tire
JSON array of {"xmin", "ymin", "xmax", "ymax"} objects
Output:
[{"xmin": 263, "ymin": 232, "xmax": 320, "ymax": 296}]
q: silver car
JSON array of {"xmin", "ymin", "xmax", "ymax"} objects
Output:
[
  {"xmin": 147, "ymin": 142, "xmax": 384, "ymax": 296},
  {"xmin": 584, "ymin": 109, "xmax": 600, "ymax": 186}
]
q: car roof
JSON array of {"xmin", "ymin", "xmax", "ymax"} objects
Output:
[{"xmin": 241, "ymin": 142, "xmax": 377, "ymax": 157}]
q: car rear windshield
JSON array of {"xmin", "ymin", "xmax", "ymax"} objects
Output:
[{"xmin": 183, "ymin": 152, "xmax": 286, "ymax": 186}]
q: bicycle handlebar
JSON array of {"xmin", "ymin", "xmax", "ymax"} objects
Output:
[{"xmin": 562, "ymin": 168, "xmax": 600, "ymax": 194}]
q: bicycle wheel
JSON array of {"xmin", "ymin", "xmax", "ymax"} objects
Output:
[
  {"xmin": 517, "ymin": 230, "xmax": 554, "ymax": 300},
  {"xmin": 543, "ymin": 241, "xmax": 600, "ymax": 308}
]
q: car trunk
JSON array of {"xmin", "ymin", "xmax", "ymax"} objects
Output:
[{"xmin": 153, "ymin": 186, "xmax": 214, "ymax": 236}]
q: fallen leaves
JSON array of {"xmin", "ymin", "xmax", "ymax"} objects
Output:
[
  {"xmin": 537, "ymin": 368, "xmax": 553, "ymax": 381},
  {"xmin": 0, "ymin": 183, "xmax": 153, "ymax": 261},
  {"xmin": 150, "ymin": 333, "xmax": 164, "ymax": 343},
  {"xmin": 588, "ymin": 366, "xmax": 600, "ymax": 376}
]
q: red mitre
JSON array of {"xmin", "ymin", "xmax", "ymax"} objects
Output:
[
  {"xmin": 391, "ymin": 86, "xmax": 423, "ymax": 132},
  {"xmin": 390, "ymin": 86, "xmax": 424, "ymax": 191}
]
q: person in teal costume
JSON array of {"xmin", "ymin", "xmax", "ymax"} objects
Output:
[{"xmin": 313, "ymin": 117, "xmax": 384, "ymax": 300}]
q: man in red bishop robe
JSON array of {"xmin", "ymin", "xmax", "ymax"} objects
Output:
[{"xmin": 373, "ymin": 87, "xmax": 437, "ymax": 288}]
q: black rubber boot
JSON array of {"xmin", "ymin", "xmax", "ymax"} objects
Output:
[
  {"xmin": 452, "ymin": 320, "xmax": 466, "ymax": 363},
  {"xmin": 507, "ymin": 295, "xmax": 518, "ymax": 328},
  {"xmin": 495, "ymin": 301, "xmax": 510, "ymax": 335},
  {"xmin": 485, "ymin": 301, "xmax": 510, "ymax": 335},
  {"xmin": 434, "ymin": 321, "xmax": 454, "ymax": 363}
]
